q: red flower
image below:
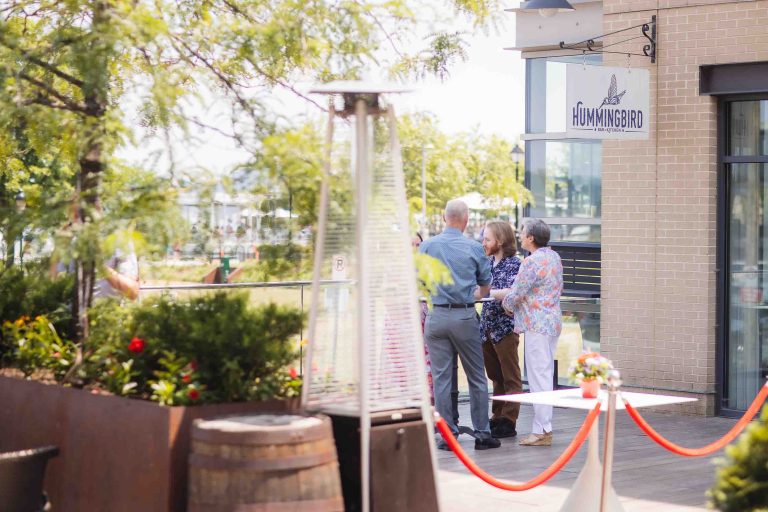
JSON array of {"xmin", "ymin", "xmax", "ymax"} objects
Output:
[
  {"xmin": 189, "ymin": 360, "xmax": 199, "ymax": 371},
  {"xmin": 289, "ymin": 367, "xmax": 298, "ymax": 379},
  {"xmin": 128, "ymin": 337, "xmax": 145, "ymax": 354},
  {"xmin": 188, "ymin": 389, "xmax": 200, "ymax": 400},
  {"xmin": 52, "ymin": 352, "xmax": 61, "ymax": 359},
  {"xmin": 182, "ymin": 374, "xmax": 191, "ymax": 383}
]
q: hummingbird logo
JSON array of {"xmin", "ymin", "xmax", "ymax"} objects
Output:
[{"xmin": 598, "ymin": 74, "xmax": 626, "ymax": 108}]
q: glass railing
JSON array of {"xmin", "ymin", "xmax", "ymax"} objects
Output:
[
  {"xmin": 140, "ymin": 280, "xmax": 317, "ymax": 373},
  {"xmin": 140, "ymin": 283, "xmax": 600, "ymax": 393}
]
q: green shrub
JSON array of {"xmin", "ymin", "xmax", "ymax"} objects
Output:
[
  {"xmin": 1, "ymin": 291, "xmax": 304, "ymax": 406},
  {"xmin": 709, "ymin": 406, "xmax": 768, "ymax": 511},
  {"xmin": 0, "ymin": 264, "xmax": 75, "ymax": 345},
  {"xmin": 1, "ymin": 315, "xmax": 77, "ymax": 380},
  {"xmin": 85, "ymin": 292, "xmax": 304, "ymax": 405}
]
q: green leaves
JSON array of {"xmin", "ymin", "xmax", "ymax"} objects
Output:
[
  {"xmin": 0, "ymin": 314, "xmax": 76, "ymax": 380},
  {"xmin": 397, "ymin": 112, "xmax": 531, "ymax": 222},
  {"xmin": 86, "ymin": 292, "xmax": 305, "ymax": 404},
  {"xmin": 414, "ymin": 253, "xmax": 453, "ymax": 307},
  {"xmin": 710, "ymin": 406, "xmax": 768, "ymax": 511}
]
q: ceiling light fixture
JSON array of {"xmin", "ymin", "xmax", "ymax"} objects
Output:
[{"xmin": 520, "ymin": 0, "xmax": 575, "ymax": 18}]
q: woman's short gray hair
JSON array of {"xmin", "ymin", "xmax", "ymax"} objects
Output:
[{"xmin": 523, "ymin": 218, "xmax": 551, "ymax": 248}]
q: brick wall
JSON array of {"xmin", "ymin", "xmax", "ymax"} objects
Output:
[{"xmin": 600, "ymin": 0, "xmax": 768, "ymax": 415}]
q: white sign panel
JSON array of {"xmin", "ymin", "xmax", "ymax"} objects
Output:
[
  {"xmin": 566, "ymin": 64, "xmax": 649, "ymax": 140},
  {"xmin": 331, "ymin": 254, "xmax": 347, "ymax": 280}
]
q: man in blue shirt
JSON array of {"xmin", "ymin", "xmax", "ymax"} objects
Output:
[{"xmin": 420, "ymin": 199, "xmax": 500, "ymax": 450}]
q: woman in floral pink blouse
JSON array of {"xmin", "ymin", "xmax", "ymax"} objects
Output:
[{"xmin": 502, "ymin": 218, "xmax": 563, "ymax": 447}]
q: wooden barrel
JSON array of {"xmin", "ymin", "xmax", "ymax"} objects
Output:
[{"xmin": 188, "ymin": 412, "xmax": 344, "ymax": 512}]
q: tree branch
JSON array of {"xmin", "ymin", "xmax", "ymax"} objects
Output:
[
  {"xmin": 18, "ymin": 72, "xmax": 88, "ymax": 113},
  {"xmin": 354, "ymin": 0, "xmax": 405, "ymax": 59},
  {"xmin": 24, "ymin": 95, "xmax": 87, "ymax": 113},
  {"xmin": 185, "ymin": 115, "xmax": 238, "ymax": 140},
  {"xmin": 170, "ymin": 34, "xmax": 261, "ymax": 124},
  {"xmin": 245, "ymin": 57, "xmax": 328, "ymax": 112},
  {"xmin": 218, "ymin": 0, "xmax": 263, "ymax": 25},
  {"xmin": 0, "ymin": 34, "xmax": 85, "ymax": 89}
]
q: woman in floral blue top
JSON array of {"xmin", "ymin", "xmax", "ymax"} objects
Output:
[
  {"xmin": 503, "ymin": 218, "xmax": 563, "ymax": 447},
  {"xmin": 478, "ymin": 221, "xmax": 522, "ymax": 439}
]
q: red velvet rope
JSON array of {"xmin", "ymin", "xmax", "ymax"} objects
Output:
[
  {"xmin": 435, "ymin": 402, "xmax": 601, "ymax": 491},
  {"xmin": 623, "ymin": 383, "xmax": 768, "ymax": 457}
]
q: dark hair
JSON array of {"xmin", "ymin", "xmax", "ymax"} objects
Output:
[
  {"xmin": 523, "ymin": 218, "xmax": 551, "ymax": 248},
  {"xmin": 485, "ymin": 221, "xmax": 517, "ymax": 257}
]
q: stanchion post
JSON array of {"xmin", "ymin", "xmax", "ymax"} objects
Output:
[{"xmin": 599, "ymin": 370, "xmax": 622, "ymax": 512}]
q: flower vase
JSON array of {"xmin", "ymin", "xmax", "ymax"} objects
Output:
[{"xmin": 580, "ymin": 378, "xmax": 600, "ymax": 399}]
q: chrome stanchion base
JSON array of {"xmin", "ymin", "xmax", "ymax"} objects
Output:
[{"xmin": 560, "ymin": 423, "xmax": 625, "ymax": 512}]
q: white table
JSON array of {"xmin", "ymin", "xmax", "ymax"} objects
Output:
[{"xmin": 495, "ymin": 388, "xmax": 697, "ymax": 512}]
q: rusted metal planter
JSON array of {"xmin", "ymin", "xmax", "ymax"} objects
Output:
[{"xmin": 0, "ymin": 375, "xmax": 298, "ymax": 512}]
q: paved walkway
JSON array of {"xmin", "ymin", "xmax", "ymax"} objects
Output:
[{"xmin": 437, "ymin": 402, "xmax": 738, "ymax": 511}]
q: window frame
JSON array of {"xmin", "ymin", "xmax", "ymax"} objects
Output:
[
  {"xmin": 524, "ymin": 57, "xmax": 603, "ymax": 241},
  {"xmin": 718, "ymin": 94, "xmax": 768, "ymax": 417}
]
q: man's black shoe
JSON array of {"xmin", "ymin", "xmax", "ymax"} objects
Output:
[
  {"xmin": 489, "ymin": 417, "xmax": 500, "ymax": 429},
  {"xmin": 491, "ymin": 419, "xmax": 517, "ymax": 439},
  {"xmin": 474, "ymin": 437, "xmax": 501, "ymax": 450}
]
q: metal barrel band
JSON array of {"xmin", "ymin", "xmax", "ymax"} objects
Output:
[
  {"xmin": 192, "ymin": 415, "xmax": 332, "ymax": 445},
  {"xmin": 623, "ymin": 382, "xmax": 768, "ymax": 457},
  {"xmin": 189, "ymin": 450, "xmax": 338, "ymax": 471},
  {"xmin": 188, "ymin": 496, "xmax": 345, "ymax": 512},
  {"xmin": 434, "ymin": 402, "xmax": 601, "ymax": 491}
]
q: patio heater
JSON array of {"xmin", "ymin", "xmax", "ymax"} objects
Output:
[{"xmin": 302, "ymin": 81, "xmax": 440, "ymax": 512}]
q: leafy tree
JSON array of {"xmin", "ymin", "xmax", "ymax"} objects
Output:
[
  {"xmin": 463, "ymin": 133, "xmax": 532, "ymax": 214},
  {"xmin": 246, "ymin": 112, "xmax": 531, "ymax": 240},
  {"xmin": 398, "ymin": 113, "xmax": 468, "ymax": 215},
  {"xmin": 0, "ymin": 0, "xmax": 502, "ymax": 346},
  {"xmin": 0, "ymin": 121, "xmax": 75, "ymax": 268},
  {"xmin": 246, "ymin": 122, "xmax": 324, "ymax": 236},
  {"xmin": 397, "ymin": 112, "xmax": 531, "ymax": 224}
]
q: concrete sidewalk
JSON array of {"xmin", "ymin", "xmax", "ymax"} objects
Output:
[{"xmin": 437, "ymin": 402, "xmax": 738, "ymax": 511}]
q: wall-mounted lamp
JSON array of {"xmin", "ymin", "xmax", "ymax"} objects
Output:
[{"xmin": 521, "ymin": 0, "xmax": 574, "ymax": 18}]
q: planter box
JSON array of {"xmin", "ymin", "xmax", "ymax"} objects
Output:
[{"xmin": 0, "ymin": 375, "xmax": 298, "ymax": 512}]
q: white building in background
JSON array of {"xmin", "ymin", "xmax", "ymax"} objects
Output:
[{"xmin": 177, "ymin": 184, "xmax": 303, "ymax": 257}]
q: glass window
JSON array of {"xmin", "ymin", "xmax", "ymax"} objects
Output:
[
  {"xmin": 546, "ymin": 224, "xmax": 601, "ymax": 243},
  {"xmin": 523, "ymin": 54, "xmax": 603, "ymax": 363},
  {"xmin": 528, "ymin": 55, "xmax": 602, "ymax": 134},
  {"xmin": 725, "ymin": 162, "xmax": 768, "ymax": 410},
  {"xmin": 728, "ymin": 101, "xmax": 768, "ymax": 156},
  {"xmin": 528, "ymin": 140, "xmax": 602, "ymax": 220}
]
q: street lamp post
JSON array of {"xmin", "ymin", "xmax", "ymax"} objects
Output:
[
  {"xmin": 510, "ymin": 144, "xmax": 524, "ymax": 231},
  {"xmin": 14, "ymin": 191, "xmax": 26, "ymax": 265},
  {"xmin": 421, "ymin": 146, "xmax": 427, "ymax": 227}
]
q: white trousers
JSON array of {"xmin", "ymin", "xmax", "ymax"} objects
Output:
[{"xmin": 524, "ymin": 331, "xmax": 559, "ymax": 434}]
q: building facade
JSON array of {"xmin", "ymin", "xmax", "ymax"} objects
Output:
[{"xmin": 516, "ymin": 0, "xmax": 768, "ymax": 415}]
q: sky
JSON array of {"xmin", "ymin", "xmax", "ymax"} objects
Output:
[
  {"xmin": 121, "ymin": 14, "xmax": 526, "ymax": 177},
  {"xmin": 398, "ymin": 30, "xmax": 525, "ymax": 138}
]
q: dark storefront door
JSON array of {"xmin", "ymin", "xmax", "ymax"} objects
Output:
[{"xmin": 721, "ymin": 99, "xmax": 768, "ymax": 413}]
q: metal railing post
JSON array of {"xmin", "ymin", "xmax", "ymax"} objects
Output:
[
  {"xmin": 600, "ymin": 369, "xmax": 621, "ymax": 512},
  {"xmin": 300, "ymin": 284, "xmax": 305, "ymax": 375}
]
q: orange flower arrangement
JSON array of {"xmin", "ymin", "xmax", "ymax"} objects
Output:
[{"xmin": 568, "ymin": 352, "xmax": 613, "ymax": 384}]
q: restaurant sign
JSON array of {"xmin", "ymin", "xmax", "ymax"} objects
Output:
[{"xmin": 566, "ymin": 64, "xmax": 649, "ymax": 140}]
